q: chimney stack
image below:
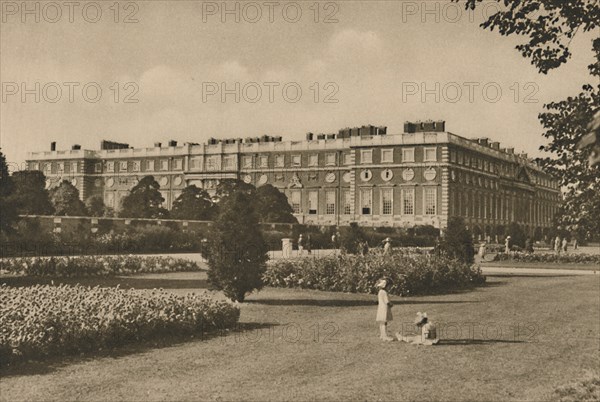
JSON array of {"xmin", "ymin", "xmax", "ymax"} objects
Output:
[
  {"xmin": 71, "ymin": 144, "xmax": 81, "ymax": 150},
  {"xmin": 168, "ymin": 140, "xmax": 178, "ymax": 147},
  {"xmin": 51, "ymin": 142, "xmax": 56, "ymax": 151}
]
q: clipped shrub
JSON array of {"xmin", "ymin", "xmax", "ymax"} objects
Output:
[
  {"xmin": 0, "ymin": 255, "xmax": 201, "ymax": 277},
  {"xmin": 0, "ymin": 284, "xmax": 240, "ymax": 365},
  {"xmin": 263, "ymin": 249, "xmax": 486, "ymax": 296}
]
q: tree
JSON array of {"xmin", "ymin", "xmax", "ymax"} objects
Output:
[
  {"xmin": 438, "ymin": 217, "xmax": 474, "ymax": 264},
  {"xmin": 50, "ymin": 180, "xmax": 87, "ymax": 216},
  {"xmin": 119, "ymin": 176, "xmax": 168, "ymax": 218},
  {"xmin": 205, "ymin": 191, "xmax": 269, "ymax": 302},
  {"xmin": 213, "ymin": 179, "xmax": 256, "ymax": 203},
  {"xmin": 170, "ymin": 185, "xmax": 215, "ymax": 220},
  {"xmin": 458, "ymin": 0, "xmax": 600, "ymax": 239},
  {"xmin": 0, "ymin": 151, "xmax": 17, "ymax": 234},
  {"xmin": 339, "ymin": 222, "xmax": 367, "ymax": 254},
  {"xmin": 254, "ymin": 184, "xmax": 298, "ymax": 224},
  {"xmin": 9, "ymin": 170, "xmax": 54, "ymax": 216},
  {"xmin": 506, "ymin": 222, "xmax": 527, "ymax": 249},
  {"xmin": 85, "ymin": 195, "xmax": 106, "ymax": 217}
]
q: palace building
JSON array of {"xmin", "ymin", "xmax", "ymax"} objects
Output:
[{"xmin": 26, "ymin": 120, "xmax": 561, "ymax": 237}]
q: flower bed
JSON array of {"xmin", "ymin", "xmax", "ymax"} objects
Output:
[
  {"xmin": 492, "ymin": 252, "xmax": 600, "ymax": 264},
  {"xmin": 263, "ymin": 250, "xmax": 486, "ymax": 296},
  {"xmin": 0, "ymin": 284, "xmax": 240, "ymax": 365},
  {"xmin": 0, "ymin": 255, "xmax": 201, "ymax": 277}
]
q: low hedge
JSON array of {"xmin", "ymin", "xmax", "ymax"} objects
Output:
[
  {"xmin": 0, "ymin": 284, "xmax": 240, "ymax": 365},
  {"xmin": 0, "ymin": 255, "xmax": 201, "ymax": 277},
  {"xmin": 493, "ymin": 252, "xmax": 600, "ymax": 264},
  {"xmin": 263, "ymin": 249, "xmax": 486, "ymax": 296}
]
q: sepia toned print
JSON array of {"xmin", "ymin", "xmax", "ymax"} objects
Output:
[{"xmin": 1, "ymin": 1, "xmax": 598, "ymax": 401}]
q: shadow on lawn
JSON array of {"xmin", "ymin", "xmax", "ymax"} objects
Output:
[
  {"xmin": 246, "ymin": 299, "xmax": 476, "ymax": 307},
  {"xmin": 0, "ymin": 276, "xmax": 211, "ymax": 290},
  {"xmin": 0, "ymin": 322, "xmax": 277, "ymax": 378},
  {"xmin": 437, "ymin": 338, "xmax": 527, "ymax": 346}
]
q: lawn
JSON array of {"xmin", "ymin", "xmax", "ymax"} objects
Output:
[{"xmin": 1, "ymin": 272, "xmax": 599, "ymax": 401}]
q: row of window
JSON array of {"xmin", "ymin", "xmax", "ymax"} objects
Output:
[
  {"xmin": 287, "ymin": 187, "xmax": 437, "ymax": 216},
  {"xmin": 103, "ymin": 159, "xmax": 184, "ymax": 173}
]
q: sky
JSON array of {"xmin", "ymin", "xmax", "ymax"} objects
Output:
[{"xmin": 0, "ymin": 0, "xmax": 596, "ymax": 169}]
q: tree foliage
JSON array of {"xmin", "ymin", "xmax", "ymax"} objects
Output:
[
  {"xmin": 119, "ymin": 176, "xmax": 168, "ymax": 219},
  {"xmin": 0, "ymin": 151, "xmax": 17, "ymax": 234},
  {"xmin": 205, "ymin": 191, "xmax": 269, "ymax": 302},
  {"xmin": 459, "ymin": 0, "xmax": 600, "ymax": 239},
  {"xmin": 170, "ymin": 185, "xmax": 215, "ymax": 220},
  {"xmin": 50, "ymin": 180, "xmax": 87, "ymax": 216},
  {"xmin": 85, "ymin": 195, "xmax": 107, "ymax": 217},
  {"xmin": 438, "ymin": 217, "xmax": 474, "ymax": 264},
  {"xmin": 254, "ymin": 184, "xmax": 298, "ymax": 224},
  {"xmin": 9, "ymin": 170, "xmax": 54, "ymax": 216}
]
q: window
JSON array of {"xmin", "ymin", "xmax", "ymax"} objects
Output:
[
  {"xmin": 290, "ymin": 190, "xmax": 301, "ymax": 214},
  {"xmin": 275, "ymin": 155, "xmax": 285, "ymax": 168},
  {"xmin": 119, "ymin": 161, "xmax": 128, "ymax": 172},
  {"xmin": 343, "ymin": 190, "xmax": 352, "ymax": 214},
  {"xmin": 308, "ymin": 154, "xmax": 318, "ymax": 167},
  {"xmin": 325, "ymin": 153, "xmax": 336, "ymax": 166},
  {"xmin": 106, "ymin": 162, "xmax": 114, "ymax": 173},
  {"xmin": 381, "ymin": 149, "xmax": 394, "ymax": 163},
  {"xmin": 381, "ymin": 188, "xmax": 393, "ymax": 215},
  {"xmin": 424, "ymin": 187, "xmax": 437, "ymax": 215},
  {"xmin": 402, "ymin": 148, "xmax": 415, "ymax": 162},
  {"xmin": 189, "ymin": 157, "xmax": 202, "ymax": 171},
  {"xmin": 325, "ymin": 190, "xmax": 336, "ymax": 215},
  {"xmin": 360, "ymin": 149, "xmax": 373, "ymax": 164},
  {"xmin": 402, "ymin": 188, "xmax": 415, "ymax": 215},
  {"xmin": 57, "ymin": 162, "xmax": 64, "ymax": 173},
  {"xmin": 71, "ymin": 162, "xmax": 78, "ymax": 173},
  {"xmin": 104, "ymin": 192, "xmax": 115, "ymax": 208},
  {"xmin": 223, "ymin": 155, "xmax": 236, "ymax": 170},
  {"xmin": 424, "ymin": 147, "xmax": 437, "ymax": 162},
  {"xmin": 31, "ymin": 162, "xmax": 39, "ymax": 171},
  {"xmin": 457, "ymin": 153, "xmax": 463, "ymax": 165},
  {"xmin": 360, "ymin": 188, "xmax": 372, "ymax": 215},
  {"xmin": 343, "ymin": 153, "xmax": 353, "ymax": 165},
  {"xmin": 243, "ymin": 156, "xmax": 253, "ymax": 169},
  {"xmin": 206, "ymin": 156, "xmax": 220, "ymax": 171},
  {"xmin": 450, "ymin": 150, "xmax": 456, "ymax": 163},
  {"xmin": 291, "ymin": 155, "xmax": 301, "ymax": 167},
  {"xmin": 158, "ymin": 159, "xmax": 167, "ymax": 171},
  {"xmin": 132, "ymin": 161, "xmax": 140, "ymax": 172},
  {"xmin": 308, "ymin": 191, "xmax": 318, "ymax": 215},
  {"xmin": 173, "ymin": 159, "xmax": 183, "ymax": 170},
  {"xmin": 146, "ymin": 160, "xmax": 155, "ymax": 171},
  {"xmin": 259, "ymin": 156, "xmax": 268, "ymax": 168}
]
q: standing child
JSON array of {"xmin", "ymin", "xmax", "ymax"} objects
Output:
[{"xmin": 375, "ymin": 278, "xmax": 394, "ymax": 341}]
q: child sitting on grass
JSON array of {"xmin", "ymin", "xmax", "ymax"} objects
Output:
[{"xmin": 397, "ymin": 312, "xmax": 439, "ymax": 345}]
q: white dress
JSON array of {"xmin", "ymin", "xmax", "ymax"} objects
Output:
[{"xmin": 376, "ymin": 289, "xmax": 392, "ymax": 322}]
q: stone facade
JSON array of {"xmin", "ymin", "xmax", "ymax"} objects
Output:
[{"xmin": 26, "ymin": 120, "xmax": 561, "ymax": 235}]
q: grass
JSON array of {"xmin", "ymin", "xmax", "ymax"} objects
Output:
[
  {"xmin": 480, "ymin": 261, "xmax": 600, "ymax": 271},
  {"xmin": 1, "ymin": 272, "xmax": 599, "ymax": 401}
]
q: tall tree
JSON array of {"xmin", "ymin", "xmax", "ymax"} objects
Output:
[
  {"xmin": 9, "ymin": 170, "xmax": 54, "ymax": 215},
  {"xmin": 458, "ymin": 0, "xmax": 600, "ymax": 238},
  {"xmin": 206, "ymin": 191, "xmax": 268, "ymax": 302},
  {"xmin": 170, "ymin": 185, "xmax": 215, "ymax": 220},
  {"xmin": 0, "ymin": 151, "xmax": 17, "ymax": 234},
  {"xmin": 85, "ymin": 195, "xmax": 106, "ymax": 217},
  {"xmin": 50, "ymin": 180, "xmax": 87, "ymax": 216},
  {"xmin": 119, "ymin": 176, "xmax": 168, "ymax": 218},
  {"xmin": 254, "ymin": 184, "xmax": 298, "ymax": 224},
  {"xmin": 438, "ymin": 217, "xmax": 475, "ymax": 264},
  {"xmin": 213, "ymin": 179, "xmax": 256, "ymax": 203}
]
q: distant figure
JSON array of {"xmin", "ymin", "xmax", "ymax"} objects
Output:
[
  {"xmin": 331, "ymin": 233, "xmax": 338, "ymax": 249},
  {"xmin": 397, "ymin": 312, "xmax": 439, "ymax": 346},
  {"xmin": 298, "ymin": 234, "xmax": 304, "ymax": 255},
  {"xmin": 478, "ymin": 241, "xmax": 487, "ymax": 258},
  {"xmin": 573, "ymin": 236, "xmax": 578, "ymax": 250},
  {"xmin": 306, "ymin": 234, "xmax": 312, "ymax": 254},
  {"xmin": 554, "ymin": 236, "xmax": 561, "ymax": 254},
  {"xmin": 504, "ymin": 236, "xmax": 511, "ymax": 253},
  {"xmin": 562, "ymin": 237, "xmax": 568, "ymax": 253},
  {"xmin": 383, "ymin": 237, "xmax": 391, "ymax": 254},
  {"xmin": 375, "ymin": 278, "xmax": 394, "ymax": 341},
  {"xmin": 525, "ymin": 237, "xmax": 534, "ymax": 253}
]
